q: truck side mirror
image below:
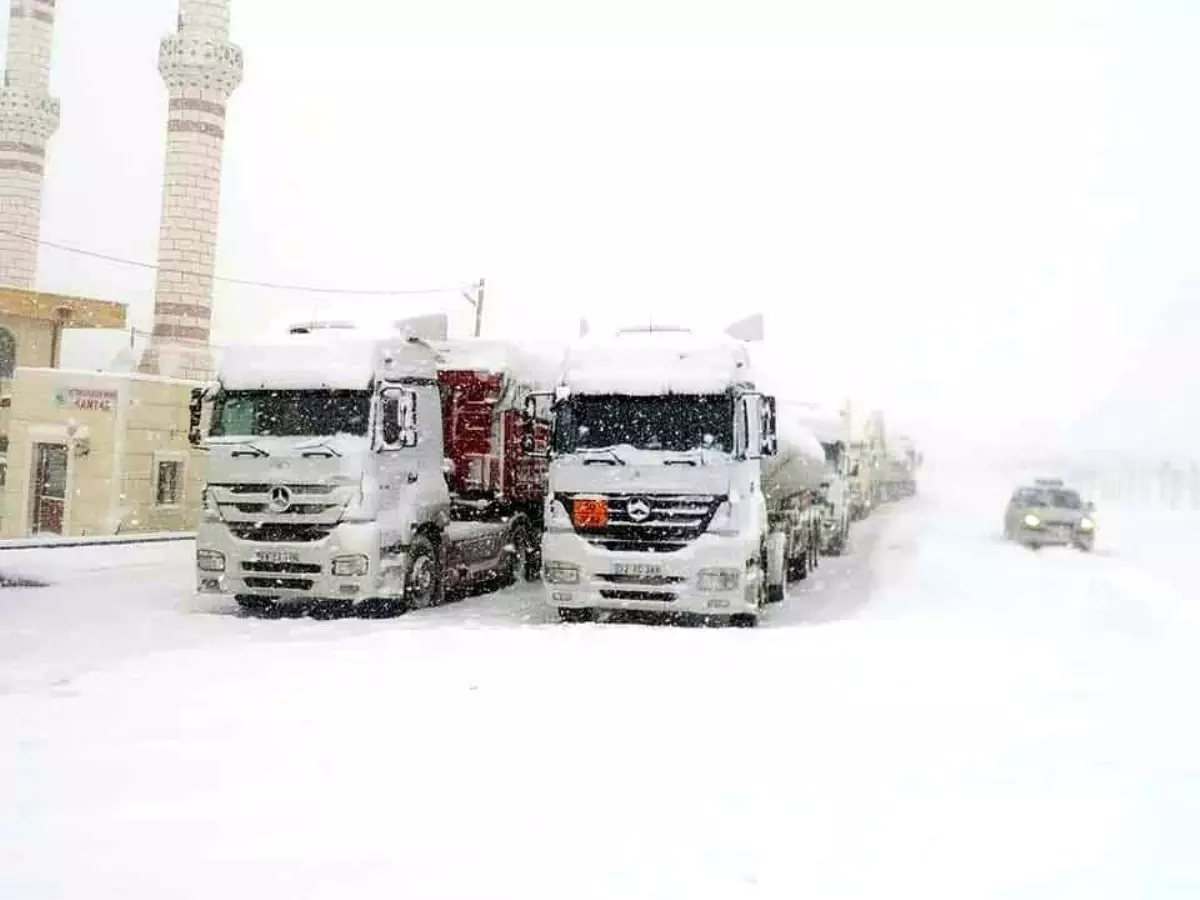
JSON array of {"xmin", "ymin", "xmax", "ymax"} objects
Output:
[
  {"xmin": 188, "ymin": 388, "xmax": 204, "ymax": 446},
  {"xmin": 761, "ymin": 395, "xmax": 778, "ymax": 457},
  {"xmin": 521, "ymin": 395, "xmax": 537, "ymax": 453},
  {"xmin": 520, "ymin": 391, "xmax": 554, "ymax": 457},
  {"xmin": 379, "ymin": 388, "xmax": 418, "ymax": 449}
]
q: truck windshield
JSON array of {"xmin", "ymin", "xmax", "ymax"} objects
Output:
[
  {"xmin": 554, "ymin": 394, "xmax": 733, "ymax": 453},
  {"xmin": 210, "ymin": 390, "xmax": 371, "ymax": 438}
]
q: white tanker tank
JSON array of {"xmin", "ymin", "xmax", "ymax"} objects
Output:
[{"xmin": 761, "ymin": 417, "xmax": 828, "ymax": 508}]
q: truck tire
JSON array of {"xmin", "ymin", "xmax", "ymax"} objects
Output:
[
  {"xmin": 730, "ymin": 613, "xmax": 759, "ymax": 627},
  {"xmin": 504, "ymin": 521, "xmax": 540, "ymax": 585},
  {"xmin": 403, "ymin": 535, "xmax": 443, "ymax": 611},
  {"xmin": 789, "ymin": 551, "xmax": 808, "ymax": 581}
]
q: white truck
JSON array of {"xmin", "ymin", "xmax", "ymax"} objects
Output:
[
  {"xmin": 190, "ymin": 315, "xmax": 560, "ymax": 616},
  {"xmin": 527, "ymin": 321, "xmax": 822, "ymax": 627},
  {"xmin": 785, "ymin": 400, "xmax": 853, "ymax": 555}
]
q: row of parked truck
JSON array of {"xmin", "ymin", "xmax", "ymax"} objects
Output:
[{"xmin": 190, "ymin": 314, "xmax": 920, "ymax": 626}]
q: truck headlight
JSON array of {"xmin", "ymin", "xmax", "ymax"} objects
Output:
[
  {"xmin": 544, "ymin": 562, "xmax": 580, "ymax": 584},
  {"xmin": 196, "ymin": 549, "xmax": 225, "ymax": 572},
  {"xmin": 698, "ymin": 568, "xmax": 740, "ymax": 592},
  {"xmin": 332, "ymin": 554, "xmax": 369, "ymax": 576},
  {"xmin": 1079, "ymin": 518, "xmax": 1095, "ymax": 532},
  {"xmin": 1023, "ymin": 513, "xmax": 1041, "ymax": 529}
]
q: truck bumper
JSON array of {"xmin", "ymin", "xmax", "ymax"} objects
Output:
[
  {"xmin": 540, "ymin": 530, "xmax": 763, "ymax": 616},
  {"xmin": 194, "ymin": 521, "xmax": 405, "ymax": 606}
]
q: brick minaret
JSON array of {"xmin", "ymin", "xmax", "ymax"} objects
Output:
[
  {"xmin": 139, "ymin": 0, "xmax": 242, "ymax": 380},
  {"xmin": 0, "ymin": 0, "xmax": 61, "ymax": 289}
]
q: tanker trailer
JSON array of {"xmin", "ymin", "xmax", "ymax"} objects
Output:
[{"xmin": 761, "ymin": 417, "xmax": 829, "ymax": 594}]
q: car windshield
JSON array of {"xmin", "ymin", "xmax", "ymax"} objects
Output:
[
  {"xmin": 210, "ymin": 390, "xmax": 371, "ymax": 438},
  {"xmin": 553, "ymin": 393, "xmax": 734, "ymax": 453},
  {"xmin": 1018, "ymin": 487, "xmax": 1083, "ymax": 510}
]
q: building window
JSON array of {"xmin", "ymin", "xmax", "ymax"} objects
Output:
[
  {"xmin": 156, "ymin": 459, "xmax": 183, "ymax": 506},
  {"xmin": 0, "ymin": 328, "xmax": 16, "ymax": 379}
]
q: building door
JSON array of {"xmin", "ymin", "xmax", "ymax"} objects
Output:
[{"xmin": 30, "ymin": 443, "xmax": 68, "ymax": 535}]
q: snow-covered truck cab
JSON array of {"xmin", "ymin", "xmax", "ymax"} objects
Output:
[
  {"xmin": 190, "ymin": 318, "xmax": 555, "ymax": 615},
  {"xmin": 528, "ymin": 325, "xmax": 779, "ymax": 626}
]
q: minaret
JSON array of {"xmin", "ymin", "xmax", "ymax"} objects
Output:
[
  {"xmin": 139, "ymin": 0, "xmax": 242, "ymax": 381},
  {"xmin": 0, "ymin": 0, "xmax": 61, "ymax": 290}
]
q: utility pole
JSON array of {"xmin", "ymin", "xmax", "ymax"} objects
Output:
[
  {"xmin": 463, "ymin": 278, "xmax": 486, "ymax": 337},
  {"xmin": 474, "ymin": 278, "xmax": 486, "ymax": 337}
]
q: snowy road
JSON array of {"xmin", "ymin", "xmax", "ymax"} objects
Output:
[{"xmin": 3, "ymin": 473, "xmax": 1199, "ymax": 899}]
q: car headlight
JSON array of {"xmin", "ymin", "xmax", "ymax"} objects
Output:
[
  {"xmin": 1079, "ymin": 518, "xmax": 1095, "ymax": 532},
  {"xmin": 196, "ymin": 549, "xmax": 225, "ymax": 572},
  {"xmin": 698, "ymin": 568, "xmax": 740, "ymax": 592},
  {"xmin": 544, "ymin": 562, "xmax": 580, "ymax": 584},
  {"xmin": 332, "ymin": 554, "xmax": 369, "ymax": 576},
  {"xmin": 1022, "ymin": 513, "xmax": 1041, "ymax": 529}
]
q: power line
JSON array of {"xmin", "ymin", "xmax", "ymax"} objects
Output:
[{"xmin": 0, "ymin": 226, "xmax": 480, "ymax": 297}]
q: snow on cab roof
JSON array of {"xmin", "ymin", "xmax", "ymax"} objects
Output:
[
  {"xmin": 433, "ymin": 338, "xmax": 566, "ymax": 392},
  {"xmin": 219, "ymin": 331, "xmax": 438, "ymax": 391},
  {"xmin": 563, "ymin": 326, "xmax": 757, "ymax": 396}
]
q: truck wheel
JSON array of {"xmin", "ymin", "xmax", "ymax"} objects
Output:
[
  {"xmin": 505, "ymin": 523, "xmax": 539, "ymax": 585},
  {"xmin": 558, "ymin": 607, "xmax": 595, "ymax": 623},
  {"xmin": 730, "ymin": 613, "xmax": 759, "ymax": 628},
  {"xmin": 403, "ymin": 536, "xmax": 442, "ymax": 611},
  {"xmin": 766, "ymin": 582, "xmax": 785, "ymax": 604}
]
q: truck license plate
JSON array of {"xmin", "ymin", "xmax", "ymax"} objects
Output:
[
  {"xmin": 256, "ymin": 550, "xmax": 301, "ymax": 564},
  {"xmin": 613, "ymin": 562, "xmax": 662, "ymax": 579}
]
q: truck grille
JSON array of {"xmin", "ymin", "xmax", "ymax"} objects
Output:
[
  {"xmin": 209, "ymin": 483, "xmax": 347, "ymax": 527},
  {"xmin": 558, "ymin": 492, "xmax": 725, "ymax": 553},
  {"xmin": 243, "ymin": 576, "xmax": 316, "ymax": 591},
  {"xmin": 599, "ymin": 589, "xmax": 677, "ymax": 602},
  {"xmin": 228, "ymin": 523, "xmax": 334, "ymax": 543},
  {"xmin": 241, "ymin": 561, "xmax": 323, "ymax": 574}
]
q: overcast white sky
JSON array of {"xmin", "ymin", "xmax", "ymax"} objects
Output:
[{"xmin": 5, "ymin": 0, "xmax": 1198, "ymax": 455}]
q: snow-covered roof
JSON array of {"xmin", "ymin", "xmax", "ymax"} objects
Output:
[
  {"xmin": 219, "ymin": 332, "xmax": 438, "ymax": 390},
  {"xmin": 562, "ymin": 328, "xmax": 756, "ymax": 396},
  {"xmin": 58, "ymin": 327, "xmax": 143, "ymax": 374},
  {"xmin": 433, "ymin": 338, "xmax": 566, "ymax": 392},
  {"xmin": 780, "ymin": 400, "xmax": 845, "ymax": 445},
  {"xmin": 777, "ymin": 417, "xmax": 828, "ymax": 464}
]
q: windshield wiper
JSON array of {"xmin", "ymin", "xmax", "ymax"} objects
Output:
[
  {"xmin": 580, "ymin": 447, "xmax": 627, "ymax": 466},
  {"xmin": 227, "ymin": 440, "xmax": 270, "ymax": 458},
  {"xmin": 295, "ymin": 437, "xmax": 343, "ymax": 458},
  {"xmin": 664, "ymin": 449, "xmax": 706, "ymax": 467}
]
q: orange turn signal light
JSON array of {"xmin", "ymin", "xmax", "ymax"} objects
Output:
[{"xmin": 572, "ymin": 497, "xmax": 609, "ymax": 529}]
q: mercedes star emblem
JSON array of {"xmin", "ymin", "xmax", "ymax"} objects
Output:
[
  {"xmin": 267, "ymin": 485, "xmax": 293, "ymax": 513},
  {"xmin": 626, "ymin": 497, "xmax": 652, "ymax": 523}
]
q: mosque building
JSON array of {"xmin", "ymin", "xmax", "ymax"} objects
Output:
[{"xmin": 0, "ymin": 0, "xmax": 241, "ymax": 538}]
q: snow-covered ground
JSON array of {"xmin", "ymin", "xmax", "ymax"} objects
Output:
[{"xmin": 2, "ymin": 469, "xmax": 1199, "ymax": 899}]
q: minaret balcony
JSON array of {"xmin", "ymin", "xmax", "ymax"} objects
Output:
[
  {"xmin": 0, "ymin": 87, "xmax": 60, "ymax": 140},
  {"xmin": 158, "ymin": 33, "xmax": 244, "ymax": 98}
]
